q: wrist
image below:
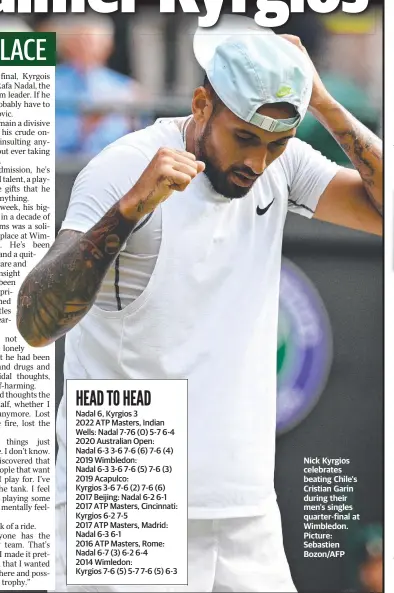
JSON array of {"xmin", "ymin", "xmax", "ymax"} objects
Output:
[
  {"xmin": 118, "ymin": 190, "xmax": 150, "ymax": 223},
  {"xmin": 309, "ymin": 93, "xmax": 339, "ymax": 120}
]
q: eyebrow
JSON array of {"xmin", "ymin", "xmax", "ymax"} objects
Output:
[
  {"xmin": 272, "ymin": 135, "xmax": 294, "ymax": 143},
  {"xmin": 234, "ymin": 128, "xmax": 294, "ymax": 143},
  {"xmin": 234, "ymin": 128, "xmax": 261, "ymax": 140}
]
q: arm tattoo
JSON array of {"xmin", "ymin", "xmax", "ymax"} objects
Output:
[
  {"xmin": 334, "ymin": 125, "xmax": 382, "ymax": 215},
  {"xmin": 313, "ymin": 102, "xmax": 382, "ymax": 216},
  {"xmin": 17, "ymin": 202, "xmax": 137, "ymax": 347}
]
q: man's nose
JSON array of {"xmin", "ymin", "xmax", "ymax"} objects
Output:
[{"xmin": 243, "ymin": 149, "xmax": 268, "ymax": 175}]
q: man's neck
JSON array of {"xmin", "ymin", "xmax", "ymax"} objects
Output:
[{"xmin": 185, "ymin": 117, "xmax": 196, "ymax": 154}]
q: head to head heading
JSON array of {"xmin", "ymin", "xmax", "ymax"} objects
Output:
[{"xmin": 191, "ymin": 15, "xmax": 313, "ymax": 199}]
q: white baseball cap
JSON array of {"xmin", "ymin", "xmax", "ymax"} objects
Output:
[{"xmin": 193, "ymin": 15, "xmax": 313, "ymax": 133}]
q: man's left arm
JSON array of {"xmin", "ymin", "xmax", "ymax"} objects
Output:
[
  {"xmin": 311, "ymin": 99, "xmax": 382, "ymax": 236},
  {"xmin": 283, "ymin": 35, "xmax": 382, "ymax": 237}
]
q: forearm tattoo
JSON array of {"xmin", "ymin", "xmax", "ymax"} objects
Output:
[
  {"xmin": 331, "ymin": 119, "xmax": 382, "ymax": 215},
  {"xmin": 17, "ymin": 202, "xmax": 136, "ymax": 347}
]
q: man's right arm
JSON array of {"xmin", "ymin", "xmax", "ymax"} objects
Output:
[
  {"xmin": 16, "ymin": 201, "xmax": 139, "ymax": 348},
  {"xmin": 16, "ymin": 147, "xmax": 205, "ymax": 348}
]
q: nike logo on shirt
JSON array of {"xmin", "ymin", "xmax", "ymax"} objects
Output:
[{"xmin": 256, "ymin": 198, "xmax": 275, "ymax": 216}]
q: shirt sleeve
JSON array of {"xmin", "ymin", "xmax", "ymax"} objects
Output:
[
  {"xmin": 280, "ymin": 137, "xmax": 340, "ymax": 219},
  {"xmin": 60, "ymin": 143, "xmax": 151, "ymax": 235}
]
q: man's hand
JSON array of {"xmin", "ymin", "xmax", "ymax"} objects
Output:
[
  {"xmin": 17, "ymin": 148, "xmax": 205, "ymax": 347},
  {"xmin": 280, "ymin": 34, "xmax": 331, "ymax": 113},
  {"xmin": 120, "ymin": 148, "xmax": 205, "ymax": 221},
  {"xmin": 280, "ymin": 34, "xmax": 382, "ymax": 232}
]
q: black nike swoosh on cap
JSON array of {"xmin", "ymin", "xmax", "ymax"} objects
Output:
[{"xmin": 256, "ymin": 198, "xmax": 275, "ymax": 216}]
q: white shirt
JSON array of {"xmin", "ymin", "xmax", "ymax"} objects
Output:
[{"xmin": 56, "ymin": 117, "xmax": 338, "ymax": 518}]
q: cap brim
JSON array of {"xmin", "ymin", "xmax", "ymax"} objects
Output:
[{"xmin": 193, "ymin": 14, "xmax": 274, "ymax": 71}]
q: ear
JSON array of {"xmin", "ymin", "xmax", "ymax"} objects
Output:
[{"xmin": 192, "ymin": 86, "xmax": 213, "ymax": 124}]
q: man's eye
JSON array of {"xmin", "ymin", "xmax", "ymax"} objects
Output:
[
  {"xmin": 271, "ymin": 139, "xmax": 290, "ymax": 148},
  {"xmin": 236, "ymin": 134, "xmax": 253, "ymax": 142}
]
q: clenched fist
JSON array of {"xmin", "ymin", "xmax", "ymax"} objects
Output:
[{"xmin": 120, "ymin": 147, "xmax": 205, "ymax": 221}]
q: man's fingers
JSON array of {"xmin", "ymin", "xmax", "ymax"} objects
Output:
[
  {"xmin": 172, "ymin": 150, "xmax": 203, "ymax": 170},
  {"xmin": 157, "ymin": 148, "xmax": 205, "ymax": 176},
  {"xmin": 172, "ymin": 150, "xmax": 205, "ymax": 172},
  {"xmin": 280, "ymin": 34, "xmax": 309, "ymax": 56},
  {"xmin": 154, "ymin": 147, "xmax": 206, "ymax": 195},
  {"xmin": 173, "ymin": 149, "xmax": 197, "ymax": 161},
  {"xmin": 165, "ymin": 161, "xmax": 205, "ymax": 191},
  {"xmin": 280, "ymin": 34, "xmax": 302, "ymax": 45},
  {"xmin": 170, "ymin": 161, "xmax": 205, "ymax": 182},
  {"xmin": 172, "ymin": 162, "xmax": 201, "ymax": 179},
  {"xmin": 166, "ymin": 171, "xmax": 193, "ymax": 191}
]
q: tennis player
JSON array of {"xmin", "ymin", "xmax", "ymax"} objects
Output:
[{"xmin": 17, "ymin": 15, "xmax": 382, "ymax": 593}]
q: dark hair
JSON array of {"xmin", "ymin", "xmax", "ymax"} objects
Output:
[{"xmin": 203, "ymin": 74, "xmax": 224, "ymax": 115}]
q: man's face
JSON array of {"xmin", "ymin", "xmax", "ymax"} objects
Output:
[{"xmin": 194, "ymin": 100, "xmax": 297, "ymax": 199}]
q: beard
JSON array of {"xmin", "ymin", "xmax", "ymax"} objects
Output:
[{"xmin": 195, "ymin": 120, "xmax": 259, "ymax": 199}]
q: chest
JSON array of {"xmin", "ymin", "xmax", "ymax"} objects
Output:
[{"xmin": 161, "ymin": 169, "xmax": 289, "ymax": 268}]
